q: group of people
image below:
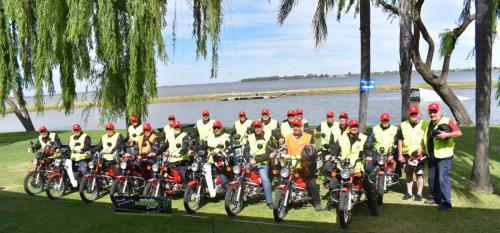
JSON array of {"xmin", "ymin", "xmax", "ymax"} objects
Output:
[{"xmin": 29, "ymin": 103, "xmax": 461, "ymax": 212}]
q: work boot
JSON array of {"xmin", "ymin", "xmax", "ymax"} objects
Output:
[
  {"xmin": 402, "ymin": 193, "xmax": 413, "ymax": 200},
  {"xmin": 414, "ymin": 194, "xmax": 422, "ymax": 202}
]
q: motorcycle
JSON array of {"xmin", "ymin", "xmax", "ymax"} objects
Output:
[
  {"xmin": 336, "ymin": 157, "xmax": 366, "ymax": 229},
  {"xmin": 183, "ymin": 143, "xmax": 227, "ymax": 214},
  {"xmin": 273, "ymin": 155, "xmax": 310, "ymax": 222},
  {"xmin": 143, "ymin": 152, "xmax": 186, "ymax": 198},
  {"xmin": 109, "ymin": 152, "xmax": 146, "ymax": 202},
  {"xmin": 322, "ymin": 154, "xmax": 341, "ymax": 210},
  {"xmin": 45, "ymin": 148, "xmax": 82, "ymax": 199},
  {"xmin": 23, "ymin": 142, "xmax": 54, "ymax": 196},
  {"xmin": 368, "ymin": 146, "xmax": 400, "ymax": 205},
  {"xmin": 79, "ymin": 152, "xmax": 115, "ymax": 203}
]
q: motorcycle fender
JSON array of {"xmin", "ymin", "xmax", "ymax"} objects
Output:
[
  {"xmin": 187, "ymin": 180, "xmax": 199, "ymax": 187},
  {"xmin": 48, "ymin": 173, "xmax": 61, "ymax": 179},
  {"xmin": 378, "ymin": 171, "xmax": 385, "ymax": 175},
  {"xmin": 228, "ymin": 181, "xmax": 240, "ymax": 187},
  {"xmin": 115, "ymin": 175, "xmax": 126, "ymax": 180},
  {"xmin": 277, "ymin": 184, "xmax": 287, "ymax": 190},
  {"xmin": 147, "ymin": 178, "xmax": 158, "ymax": 183}
]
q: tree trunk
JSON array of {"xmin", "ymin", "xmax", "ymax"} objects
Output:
[
  {"xmin": 430, "ymin": 82, "xmax": 473, "ymax": 125},
  {"xmin": 469, "ymin": 0, "xmax": 494, "ymax": 193},
  {"xmin": 359, "ymin": 0, "xmax": 370, "ymax": 132},
  {"xmin": 399, "ymin": 0, "xmax": 412, "ymax": 121},
  {"xmin": 4, "ymin": 92, "xmax": 35, "ymax": 132}
]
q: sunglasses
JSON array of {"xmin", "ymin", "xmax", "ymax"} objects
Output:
[
  {"xmin": 292, "ymin": 125, "xmax": 301, "ymax": 128},
  {"xmin": 409, "ymin": 113, "xmax": 418, "ymax": 116},
  {"xmin": 213, "ymin": 127, "xmax": 221, "ymax": 129}
]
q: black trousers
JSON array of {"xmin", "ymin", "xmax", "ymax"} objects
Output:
[
  {"xmin": 305, "ymin": 177, "xmax": 321, "ymax": 205},
  {"xmin": 362, "ymin": 174, "xmax": 378, "ymax": 213}
]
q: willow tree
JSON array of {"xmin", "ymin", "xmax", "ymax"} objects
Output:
[{"xmin": 0, "ymin": 0, "xmax": 223, "ymax": 130}]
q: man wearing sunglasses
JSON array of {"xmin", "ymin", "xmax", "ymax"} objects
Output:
[
  {"xmin": 136, "ymin": 123, "xmax": 160, "ymax": 179},
  {"xmin": 126, "ymin": 115, "xmax": 143, "ymax": 144},
  {"xmin": 420, "ymin": 103, "xmax": 461, "ymax": 211},
  {"xmin": 206, "ymin": 121, "xmax": 231, "ymax": 188},
  {"xmin": 233, "ymin": 111, "xmax": 252, "ymax": 145},
  {"xmin": 28, "ymin": 125, "xmax": 62, "ymax": 157},
  {"xmin": 316, "ymin": 111, "xmax": 339, "ymax": 151},
  {"xmin": 295, "ymin": 108, "xmax": 309, "ymax": 128},
  {"xmin": 280, "ymin": 109, "xmax": 297, "ymax": 138},
  {"xmin": 160, "ymin": 114, "xmax": 177, "ymax": 142},
  {"xmin": 195, "ymin": 109, "xmax": 215, "ymax": 141},
  {"xmin": 92, "ymin": 123, "xmax": 124, "ymax": 174},
  {"xmin": 69, "ymin": 124, "xmax": 92, "ymax": 174},
  {"xmin": 260, "ymin": 108, "xmax": 280, "ymax": 135}
]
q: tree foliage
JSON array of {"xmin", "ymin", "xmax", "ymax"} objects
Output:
[{"xmin": 0, "ymin": 0, "xmax": 223, "ymax": 122}]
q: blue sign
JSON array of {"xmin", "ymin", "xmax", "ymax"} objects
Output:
[{"xmin": 360, "ymin": 78, "xmax": 375, "ymax": 91}]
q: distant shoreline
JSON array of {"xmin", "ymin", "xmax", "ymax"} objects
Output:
[{"xmin": 7, "ymin": 81, "xmax": 493, "ymax": 114}]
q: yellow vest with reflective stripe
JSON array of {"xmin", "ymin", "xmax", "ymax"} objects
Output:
[
  {"xmin": 372, "ymin": 125, "xmax": 398, "ymax": 153},
  {"xmin": 332, "ymin": 125, "xmax": 348, "ymax": 144},
  {"xmin": 167, "ymin": 132, "xmax": 189, "ymax": 163},
  {"xmin": 248, "ymin": 132, "xmax": 271, "ymax": 159},
  {"xmin": 400, "ymin": 120, "xmax": 426, "ymax": 155},
  {"xmin": 163, "ymin": 124, "xmax": 174, "ymax": 142},
  {"xmin": 69, "ymin": 133, "xmax": 90, "ymax": 161},
  {"xmin": 280, "ymin": 121, "xmax": 293, "ymax": 138},
  {"xmin": 263, "ymin": 119, "xmax": 278, "ymax": 135},
  {"xmin": 128, "ymin": 124, "xmax": 143, "ymax": 143},
  {"xmin": 338, "ymin": 133, "xmax": 367, "ymax": 171},
  {"xmin": 319, "ymin": 121, "xmax": 339, "ymax": 145},
  {"xmin": 138, "ymin": 134, "xmax": 157, "ymax": 155},
  {"xmin": 38, "ymin": 133, "xmax": 56, "ymax": 149},
  {"xmin": 102, "ymin": 133, "xmax": 121, "ymax": 161},
  {"xmin": 422, "ymin": 117, "xmax": 455, "ymax": 159},
  {"xmin": 234, "ymin": 119, "xmax": 252, "ymax": 144},
  {"xmin": 196, "ymin": 119, "xmax": 215, "ymax": 141},
  {"xmin": 207, "ymin": 133, "xmax": 230, "ymax": 164}
]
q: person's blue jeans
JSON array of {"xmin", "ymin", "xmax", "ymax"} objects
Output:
[
  {"xmin": 77, "ymin": 159, "xmax": 90, "ymax": 174},
  {"xmin": 428, "ymin": 157, "xmax": 453, "ymax": 207},
  {"xmin": 246, "ymin": 163, "xmax": 273, "ymax": 204}
]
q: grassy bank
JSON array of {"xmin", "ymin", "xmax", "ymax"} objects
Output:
[
  {"xmin": 1, "ymin": 127, "xmax": 499, "ymax": 233},
  {"xmin": 6, "ymin": 81, "xmax": 492, "ymax": 114}
]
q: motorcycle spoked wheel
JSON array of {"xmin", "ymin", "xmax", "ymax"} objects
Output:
[
  {"xmin": 79, "ymin": 177, "xmax": 101, "ymax": 203},
  {"xmin": 183, "ymin": 184, "xmax": 205, "ymax": 214},
  {"xmin": 337, "ymin": 192, "xmax": 350, "ymax": 229},
  {"xmin": 46, "ymin": 176, "xmax": 66, "ymax": 200},
  {"xmin": 224, "ymin": 185, "xmax": 244, "ymax": 217},
  {"xmin": 273, "ymin": 189, "xmax": 289, "ymax": 222},
  {"xmin": 377, "ymin": 175, "xmax": 385, "ymax": 205},
  {"xmin": 109, "ymin": 179, "xmax": 131, "ymax": 203},
  {"xmin": 143, "ymin": 182, "xmax": 163, "ymax": 198},
  {"xmin": 24, "ymin": 172, "xmax": 45, "ymax": 196}
]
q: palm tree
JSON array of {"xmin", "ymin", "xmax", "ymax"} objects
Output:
[{"xmin": 278, "ymin": 0, "xmax": 371, "ymax": 131}]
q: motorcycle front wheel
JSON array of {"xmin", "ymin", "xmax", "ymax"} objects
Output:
[
  {"xmin": 79, "ymin": 176, "xmax": 101, "ymax": 203},
  {"xmin": 273, "ymin": 189, "xmax": 288, "ymax": 222},
  {"xmin": 110, "ymin": 179, "xmax": 131, "ymax": 203},
  {"xmin": 377, "ymin": 175, "xmax": 385, "ymax": 205},
  {"xmin": 143, "ymin": 182, "xmax": 163, "ymax": 198},
  {"xmin": 337, "ymin": 192, "xmax": 350, "ymax": 229},
  {"xmin": 224, "ymin": 185, "xmax": 244, "ymax": 217},
  {"xmin": 24, "ymin": 172, "xmax": 45, "ymax": 196},
  {"xmin": 46, "ymin": 176, "xmax": 66, "ymax": 200},
  {"xmin": 183, "ymin": 184, "xmax": 204, "ymax": 214}
]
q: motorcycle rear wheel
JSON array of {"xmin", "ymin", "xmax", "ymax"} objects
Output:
[
  {"xmin": 377, "ymin": 175, "xmax": 385, "ymax": 205},
  {"xmin": 337, "ymin": 192, "xmax": 350, "ymax": 229},
  {"xmin": 46, "ymin": 177, "xmax": 66, "ymax": 200},
  {"xmin": 79, "ymin": 177, "xmax": 100, "ymax": 203},
  {"xmin": 224, "ymin": 185, "xmax": 244, "ymax": 217},
  {"xmin": 273, "ymin": 190, "xmax": 288, "ymax": 222},
  {"xmin": 24, "ymin": 172, "xmax": 45, "ymax": 196},
  {"xmin": 184, "ymin": 184, "xmax": 203, "ymax": 214}
]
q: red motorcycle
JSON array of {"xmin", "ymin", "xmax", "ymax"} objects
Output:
[
  {"xmin": 143, "ymin": 152, "xmax": 186, "ymax": 197},
  {"xmin": 79, "ymin": 152, "xmax": 116, "ymax": 203},
  {"xmin": 45, "ymin": 148, "xmax": 82, "ymax": 200},
  {"xmin": 109, "ymin": 153, "xmax": 146, "ymax": 202},
  {"xmin": 368, "ymin": 147, "xmax": 400, "ymax": 205},
  {"xmin": 336, "ymin": 158, "xmax": 366, "ymax": 229},
  {"xmin": 23, "ymin": 142, "xmax": 54, "ymax": 196}
]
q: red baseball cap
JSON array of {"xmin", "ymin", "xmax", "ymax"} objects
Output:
[
  {"xmin": 291, "ymin": 119, "xmax": 302, "ymax": 127},
  {"xmin": 105, "ymin": 123, "xmax": 114, "ymax": 130},
  {"xmin": 348, "ymin": 119, "xmax": 359, "ymax": 127},
  {"xmin": 326, "ymin": 111, "xmax": 334, "ymax": 118},
  {"xmin": 213, "ymin": 121, "xmax": 222, "ymax": 128},
  {"xmin": 252, "ymin": 120, "xmax": 262, "ymax": 127},
  {"xmin": 72, "ymin": 124, "xmax": 81, "ymax": 131},
  {"xmin": 202, "ymin": 110, "xmax": 210, "ymax": 116},
  {"xmin": 380, "ymin": 113, "xmax": 390, "ymax": 122},
  {"xmin": 167, "ymin": 114, "xmax": 176, "ymax": 120},
  {"xmin": 339, "ymin": 112, "xmax": 348, "ymax": 119},
  {"xmin": 130, "ymin": 115, "xmax": 139, "ymax": 123},
  {"xmin": 287, "ymin": 110, "xmax": 296, "ymax": 116},
  {"xmin": 428, "ymin": 103, "xmax": 440, "ymax": 111},
  {"xmin": 143, "ymin": 123, "xmax": 152, "ymax": 131},
  {"xmin": 239, "ymin": 111, "xmax": 246, "ymax": 117},
  {"xmin": 172, "ymin": 121, "xmax": 181, "ymax": 128},
  {"xmin": 261, "ymin": 108, "xmax": 270, "ymax": 115},
  {"xmin": 408, "ymin": 106, "xmax": 419, "ymax": 115},
  {"xmin": 296, "ymin": 109, "xmax": 303, "ymax": 115},
  {"xmin": 38, "ymin": 125, "xmax": 48, "ymax": 133}
]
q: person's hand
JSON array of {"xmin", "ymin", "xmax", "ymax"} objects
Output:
[
  {"xmin": 278, "ymin": 138, "xmax": 285, "ymax": 145},
  {"xmin": 269, "ymin": 152, "xmax": 275, "ymax": 159},
  {"xmin": 250, "ymin": 159, "xmax": 256, "ymax": 165},
  {"xmin": 398, "ymin": 155, "xmax": 405, "ymax": 163},
  {"xmin": 388, "ymin": 155, "xmax": 394, "ymax": 161},
  {"xmin": 137, "ymin": 155, "xmax": 142, "ymax": 160},
  {"xmin": 366, "ymin": 156, "xmax": 373, "ymax": 162},
  {"xmin": 27, "ymin": 147, "xmax": 33, "ymax": 153},
  {"xmin": 325, "ymin": 154, "xmax": 331, "ymax": 161},
  {"xmin": 437, "ymin": 132, "xmax": 448, "ymax": 140}
]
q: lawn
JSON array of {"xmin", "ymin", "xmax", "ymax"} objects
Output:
[{"xmin": 0, "ymin": 127, "xmax": 499, "ymax": 233}]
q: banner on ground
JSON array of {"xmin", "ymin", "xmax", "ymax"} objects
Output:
[{"xmin": 114, "ymin": 196, "xmax": 172, "ymax": 213}]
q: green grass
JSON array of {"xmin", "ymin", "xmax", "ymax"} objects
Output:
[{"xmin": 1, "ymin": 127, "xmax": 499, "ymax": 233}]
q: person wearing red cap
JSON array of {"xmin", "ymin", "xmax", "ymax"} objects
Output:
[
  {"xmin": 161, "ymin": 121, "xmax": 190, "ymax": 184},
  {"xmin": 28, "ymin": 126, "xmax": 62, "ymax": 157},
  {"xmin": 195, "ymin": 109, "xmax": 215, "ymax": 141},
  {"xmin": 92, "ymin": 123, "xmax": 124, "ymax": 173},
  {"xmin": 127, "ymin": 115, "xmax": 143, "ymax": 144},
  {"xmin": 68, "ymin": 124, "xmax": 92, "ymax": 174},
  {"xmin": 161, "ymin": 114, "xmax": 176, "ymax": 142},
  {"xmin": 365, "ymin": 112, "xmax": 398, "ymax": 174},
  {"xmin": 132, "ymin": 123, "xmax": 159, "ymax": 179},
  {"xmin": 316, "ymin": 111, "xmax": 340, "ymax": 150},
  {"xmin": 330, "ymin": 119, "xmax": 378, "ymax": 216},
  {"xmin": 233, "ymin": 111, "xmax": 252, "ymax": 145},
  {"xmin": 295, "ymin": 108, "xmax": 309, "ymax": 128},
  {"xmin": 280, "ymin": 109, "xmax": 297, "ymax": 137},
  {"xmin": 396, "ymin": 105, "xmax": 428, "ymax": 202},
  {"xmin": 206, "ymin": 120, "xmax": 231, "ymax": 188},
  {"xmin": 281, "ymin": 118, "xmax": 323, "ymax": 211},
  {"xmin": 244, "ymin": 120, "xmax": 277, "ymax": 208},
  {"xmin": 421, "ymin": 102, "xmax": 462, "ymax": 211},
  {"xmin": 260, "ymin": 108, "xmax": 280, "ymax": 135},
  {"xmin": 334, "ymin": 112, "xmax": 350, "ymax": 140}
]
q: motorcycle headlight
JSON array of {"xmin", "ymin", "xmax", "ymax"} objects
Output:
[
  {"xmin": 32, "ymin": 158, "xmax": 38, "ymax": 165},
  {"xmin": 191, "ymin": 163, "xmax": 199, "ymax": 172},
  {"xmin": 280, "ymin": 168, "xmax": 290, "ymax": 178},
  {"xmin": 378, "ymin": 160, "xmax": 385, "ymax": 165},
  {"xmin": 88, "ymin": 161, "xmax": 95, "ymax": 169},
  {"xmin": 152, "ymin": 163, "xmax": 159, "ymax": 172},
  {"xmin": 232, "ymin": 165, "xmax": 241, "ymax": 175},
  {"xmin": 120, "ymin": 161, "xmax": 127, "ymax": 170},
  {"xmin": 54, "ymin": 159, "xmax": 61, "ymax": 167},
  {"xmin": 341, "ymin": 168, "xmax": 350, "ymax": 179}
]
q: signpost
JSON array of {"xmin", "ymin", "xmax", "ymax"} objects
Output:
[{"xmin": 360, "ymin": 78, "xmax": 375, "ymax": 91}]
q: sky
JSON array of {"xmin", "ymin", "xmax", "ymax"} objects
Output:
[{"xmin": 59, "ymin": 0, "xmax": 500, "ymax": 92}]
